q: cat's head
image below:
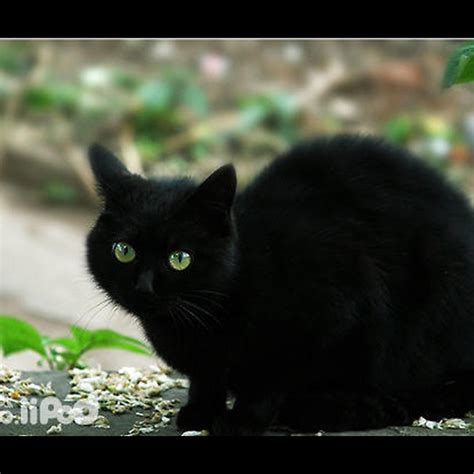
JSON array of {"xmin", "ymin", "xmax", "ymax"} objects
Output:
[{"xmin": 86, "ymin": 144, "xmax": 237, "ymax": 327}]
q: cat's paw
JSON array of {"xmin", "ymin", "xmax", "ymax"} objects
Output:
[
  {"xmin": 211, "ymin": 410, "xmax": 265, "ymax": 436},
  {"xmin": 176, "ymin": 404, "xmax": 215, "ymax": 431}
]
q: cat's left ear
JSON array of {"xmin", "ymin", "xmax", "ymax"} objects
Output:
[
  {"xmin": 88, "ymin": 144, "xmax": 131, "ymax": 196},
  {"xmin": 188, "ymin": 164, "xmax": 237, "ymax": 211},
  {"xmin": 184, "ymin": 164, "xmax": 237, "ymax": 236}
]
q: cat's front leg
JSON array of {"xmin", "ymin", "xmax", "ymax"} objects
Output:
[
  {"xmin": 211, "ymin": 392, "xmax": 283, "ymax": 436},
  {"xmin": 177, "ymin": 373, "xmax": 227, "ymax": 431}
]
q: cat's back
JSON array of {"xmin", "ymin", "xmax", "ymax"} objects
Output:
[
  {"xmin": 234, "ymin": 134, "xmax": 474, "ymax": 232},
  {"xmin": 233, "ymin": 133, "xmax": 474, "ymax": 318}
]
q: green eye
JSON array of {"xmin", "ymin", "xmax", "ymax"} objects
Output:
[
  {"xmin": 113, "ymin": 242, "xmax": 136, "ymax": 263},
  {"xmin": 169, "ymin": 250, "xmax": 192, "ymax": 271}
]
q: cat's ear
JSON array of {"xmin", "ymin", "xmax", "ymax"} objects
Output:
[
  {"xmin": 185, "ymin": 164, "xmax": 237, "ymax": 236},
  {"xmin": 189, "ymin": 164, "xmax": 237, "ymax": 211},
  {"xmin": 88, "ymin": 144, "xmax": 130, "ymax": 195}
]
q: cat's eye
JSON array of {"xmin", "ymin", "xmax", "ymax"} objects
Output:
[
  {"xmin": 113, "ymin": 242, "xmax": 136, "ymax": 263},
  {"xmin": 168, "ymin": 250, "xmax": 192, "ymax": 271}
]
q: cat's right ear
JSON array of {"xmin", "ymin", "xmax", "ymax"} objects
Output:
[{"xmin": 88, "ymin": 144, "xmax": 130, "ymax": 196}]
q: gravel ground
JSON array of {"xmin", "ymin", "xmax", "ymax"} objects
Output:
[{"xmin": 1, "ymin": 370, "xmax": 473, "ymax": 437}]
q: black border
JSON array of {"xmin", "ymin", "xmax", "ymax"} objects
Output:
[
  {"xmin": 1, "ymin": 435, "xmax": 474, "ymax": 470},
  {"xmin": 2, "ymin": 9, "xmax": 473, "ymax": 472},
  {"xmin": 1, "ymin": 7, "xmax": 473, "ymax": 39}
]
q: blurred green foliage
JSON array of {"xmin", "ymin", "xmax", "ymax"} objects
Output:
[
  {"xmin": 383, "ymin": 114, "xmax": 461, "ymax": 146},
  {"xmin": 383, "ymin": 113, "xmax": 471, "ymax": 186},
  {"xmin": 24, "ymin": 82, "xmax": 81, "ymax": 113},
  {"xmin": 43, "ymin": 182, "xmax": 79, "ymax": 204},
  {"xmin": 131, "ymin": 68, "xmax": 210, "ymax": 153},
  {"xmin": 0, "ymin": 43, "xmax": 301, "ymax": 171},
  {"xmin": 237, "ymin": 91, "xmax": 298, "ymax": 141},
  {"xmin": 1, "ymin": 41, "xmax": 472, "ymax": 197},
  {"xmin": 0, "ymin": 43, "xmax": 34, "ymax": 76}
]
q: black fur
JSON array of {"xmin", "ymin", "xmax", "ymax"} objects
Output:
[{"xmin": 86, "ymin": 135, "xmax": 474, "ymax": 435}]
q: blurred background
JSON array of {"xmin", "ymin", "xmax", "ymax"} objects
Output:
[{"xmin": 1, "ymin": 39, "xmax": 474, "ymax": 370}]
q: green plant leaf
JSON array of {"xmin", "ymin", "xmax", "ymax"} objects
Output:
[
  {"xmin": 70, "ymin": 325, "xmax": 93, "ymax": 352},
  {"xmin": 47, "ymin": 336, "xmax": 80, "ymax": 352},
  {"xmin": 442, "ymin": 41, "xmax": 474, "ymax": 89},
  {"xmin": 0, "ymin": 315, "xmax": 47, "ymax": 357},
  {"xmin": 70, "ymin": 326, "xmax": 153, "ymax": 355},
  {"xmin": 89, "ymin": 330, "xmax": 153, "ymax": 355}
]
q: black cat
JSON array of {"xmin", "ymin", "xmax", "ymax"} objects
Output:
[{"xmin": 86, "ymin": 135, "xmax": 474, "ymax": 435}]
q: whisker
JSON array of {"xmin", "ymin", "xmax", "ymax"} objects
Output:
[
  {"xmin": 73, "ymin": 297, "xmax": 112, "ymax": 328},
  {"xmin": 181, "ymin": 299, "xmax": 222, "ymax": 327},
  {"xmin": 188, "ymin": 289, "xmax": 230, "ymax": 298},
  {"xmin": 78, "ymin": 298, "xmax": 110, "ymax": 318},
  {"xmin": 81, "ymin": 301, "xmax": 114, "ymax": 330},
  {"xmin": 177, "ymin": 301, "xmax": 212, "ymax": 333},
  {"xmin": 168, "ymin": 306, "xmax": 183, "ymax": 342},
  {"xmin": 175, "ymin": 303, "xmax": 202, "ymax": 332},
  {"xmin": 184, "ymin": 293, "xmax": 225, "ymax": 311},
  {"xmin": 104, "ymin": 302, "xmax": 121, "ymax": 328}
]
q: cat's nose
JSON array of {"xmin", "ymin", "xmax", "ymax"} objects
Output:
[{"xmin": 135, "ymin": 269, "xmax": 155, "ymax": 294}]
